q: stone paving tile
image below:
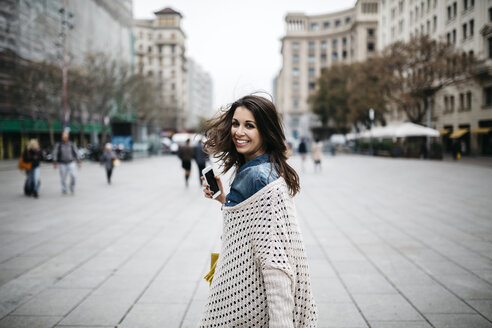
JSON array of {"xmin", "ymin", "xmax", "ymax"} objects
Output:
[
  {"xmin": 398, "ymin": 284, "xmax": 475, "ymax": 314},
  {"xmin": 317, "ymin": 302, "xmax": 368, "ymax": 328},
  {"xmin": 468, "ymin": 300, "xmax": 492, "ymax": 321},
  {"xmin": 352, "ymin": 294, "xmax": 423, "ymax": 321},
  {"xmin": 426, "ymin": 313, "xmax": 492, "ymax": 328},
  {"xmin": 436, "ymin": 273, "xmax": 492, "ymax": 300},
  {"xmin": 340, "ymin": 273, "xmax": 397, "ymax": 295},
  {"xmin": 370, "ymin": 321, "xmax": 432, "ymax": 328},
  {"xmin": 0, "ymin": 315, "xmax": 62, "ymax": 328},
  {"xmin": 13, "ymin": 287, "xmax": 91, "ymax": 316},
  {"xmin": 118, "ymin": 303, "xmax": 188, "ymax": 328}
]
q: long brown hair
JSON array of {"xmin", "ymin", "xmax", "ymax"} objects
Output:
[{"xmin": 203, "ymin": 95, "xmax": 300, "ymax": 196}]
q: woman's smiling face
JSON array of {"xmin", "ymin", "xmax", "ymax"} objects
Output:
[{"xmin": 231, "ymin": 106, "xmax": 265, "ymax": 162}]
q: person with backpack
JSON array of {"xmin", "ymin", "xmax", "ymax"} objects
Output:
[
  {"xmin": 20, "ymin": 139, "xmax": 42, "ymax": 198},
  {"xmin": 53, "ymin": 131, "xmax": 81, "ymax": 194}
]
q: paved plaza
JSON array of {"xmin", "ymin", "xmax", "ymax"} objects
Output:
[{"xmin": 0, "ymin": 154, "xmax": 491, "ymax": 328}]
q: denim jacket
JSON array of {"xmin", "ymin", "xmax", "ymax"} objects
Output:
[{"xmin": 224, "ymin": 154, "xmax": 279, "ymax": 207}]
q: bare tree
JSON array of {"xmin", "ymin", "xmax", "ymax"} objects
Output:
[{"xmin": 382, "ymin": 35, "xmax": 475, "ymax": 123}]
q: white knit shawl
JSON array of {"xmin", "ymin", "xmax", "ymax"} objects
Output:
[{"xmin": 199, "ymin": 178, "xmax": 318, "ymax": 327}]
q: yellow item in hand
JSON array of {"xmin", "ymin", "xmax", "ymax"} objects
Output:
[{"xmin": 204, "ymin": 253, "xmax": 219, "ymax": 285}]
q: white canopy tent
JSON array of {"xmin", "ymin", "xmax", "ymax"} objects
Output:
[{"xmin": 356, "ymin": 122, "xmax": 439, "ymax": 139}]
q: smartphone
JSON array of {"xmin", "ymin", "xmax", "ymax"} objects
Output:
[{"xmin": 202, "ymin": 166, "xmax": 222, "ymax": 199}]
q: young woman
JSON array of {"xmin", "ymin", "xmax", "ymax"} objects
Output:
[{"xmin": 200, "ymin": 95, "xmax": 317, "ymax": 327}]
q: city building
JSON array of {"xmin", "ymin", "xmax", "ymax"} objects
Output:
[
  {"xmin": 133, "ymin": 7, "xmax": 188, "ymax": 131},
  {"xmin": 187, "ymin": 58, "xmax": 213, "ymax": 130},
  {"xmin": 379, "ymin": 0, "xmax": 492, "ymax": 155},
  {"xmin": 0, "ymin": 0, "xmax": 133, "ymax": 159},
  {"xmin": 276, "ymin": 0, "xmax": 379, "ymax": 142}
]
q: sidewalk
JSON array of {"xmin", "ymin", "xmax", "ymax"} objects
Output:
[{"xmin": 0, "ymin": 154, "xmax": 491, "ymax": 328}]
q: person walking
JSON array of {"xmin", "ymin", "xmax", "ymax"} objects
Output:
[
  {"xmin": 177, "ymin": 138, "xmax": 195, "ymax": 187},
  {"xmin": 199, "ymin": 95, "xmax": 317, "ymax": 327},
  {"xmin": 100, "ymin": 143, "xmax": 117, "ymax": 184},
  {"xmin": 194, "ymin": 137, "xmax": 209, "ymax": 186},
  {"xmin": 53, "ymin": 131, "xmax": 81, "ymax": 194},
  {"xmin": 312, "ymin": 139, "xmax": 323, "ymax": 172},
  {"xmin": 298, "ymin": 138, "xmax": 307, "ymax": 170},
  {"xmin": 22, "ymin": 139, "xmax": 42, "ymax": 198}
]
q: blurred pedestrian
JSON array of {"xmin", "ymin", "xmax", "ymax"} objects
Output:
[
  {"xmin": 312, "ymin": 139, "xmax": 323, "ymax": 172},
  {"xmin": 194, "ymin": 137, "xmax": 209, "ymax": 186},
  {"xmin": 53, "ymin": 131, "xmax": 81, "ymax": 194},
  {"xmin": 298, "ymin": 138, "xmax": 307, "ymax": 169},
  {"xmin": 199, "ymin": 95, "xmax": 317, "ymax": 327},
  {"xmin": 178, "ymin": 138, "xmax": 194, "ymax": 187},
  {"xmin": 100, "ymin": 143, "xmax": 117, "ymax": 184},
  {"xmin": 21, "ymin": 139, "xmax": 42, "ymax": 198}
]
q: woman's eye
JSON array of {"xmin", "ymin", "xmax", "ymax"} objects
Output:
[
  {"xmin": 232, "ymin": 121, "xmax": 239, "ymax": 127},
  {"xmin": 246, "ymin": 124, "xmax": 255, "ymax": 129}
]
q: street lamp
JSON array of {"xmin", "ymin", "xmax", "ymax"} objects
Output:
[
  {"xmin": 56, "ymin": 1, "xmax": 74, "ymax": 129},
  {"xmin": 369, "ymin": 108, "xmax": 374, "ymax": 155}
]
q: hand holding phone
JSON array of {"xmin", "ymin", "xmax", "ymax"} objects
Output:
[{"xmin": 202, "ymin": 166, "xmax": 222, "ymax": 199}]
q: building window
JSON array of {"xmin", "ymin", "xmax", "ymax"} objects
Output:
[
  {"xmin": 342, "ymin": 50, "xmax": 347, "ymax": 58},
  {"xmin": 345, "ymin": 17, "xmax": 351, "ymax": 24},
  {"xmin": 293, "ymin": 55, "xmax": 299, "ymax": 63},
  {"xmin": 460, "ymin": 93, "xmax": 465, "ymax": 111},
  {"xmin": 444, "ymin": 96, "xmax": 449, "ymax": 112},
  {"xmin": 148, "ymin": 33, "xmax": 152, "ymax": 40},
  {"xmin": 447, "ymin": 6, "xmax": 452, "ymax": 20},
  {"xmin": 342, "ymin": 37, "xmax": 347, "ymax": 45},
  {"xmin": 485, "ymin": 87, "xmax": 492, "ymax": 107},
  {"xmin": 368, "ymin": 28, "xmax": 375, "ymax": 37},
  {"xmin": 309, "ymin": 82, "xmax": 316, "ymax": 90},
  {"xmin": 453, "ymin": 2, "xmax": 457, "ymax": 17},
  {"xmin": 332, "ymin": 52, "xmax": 338, "ymax": 61},
  {"xmin": 464, "ymin": 0, "xmax": 468, "ymax": 10},
  {"xmin": 450, "ymin": 95, "xmax": 455, "ymax": 112},
  {"xmin": 309, "ymin": 42, "xmax": 315, "ymax": 50},
  {"xmin": 293, "ymin": 68, "xmax": 299, "ymax": 77},
  {"xmin": 447, "ymin": 32, "xmax": 451, "ymax": 44},
  {"xmin": 362, "ymin": 3, "xmax": 378, "ymax": 13},
  {"xmin": 466, "ymin": 91, "xmax": 472, "ymax": 110},
  {"xmin": 463, "ymin": 24, "xmax": 467, "ymax": 39},
  {"xmin": 308, "ymin": 68, "xmax": 315, "ymax": 77},
  {"xmin": 293, "ymin": 98, "xmax": 299, "ymax": 109},
  {"xmin": 452, "ymin": 29, "xmax": 456, "ymax": 43},
  {"xmin": 335, "ymin": 19, "xmax": 341, "ymax": 27},
  {"xmin": 368, "ymin": 42, "xmax": 375, "ymax": 51},
  {"xmin": 148, "ymin": 46, "xmax": 152, "ymax": 53},
  {"xmin": 323, "ymin": 21, "xmax": 330, "ymax": 29},
  {"xmin": 433, "ymin": 16, "xmax": 437, "ymax": 32},
  {"xmin": 293, "ymin": 81, "xmax": 299, "ymax": 90},
  {"xmin": 310, "ymin": 23, "xmax": 319, "ymax": 31},
  {"xmin": 332, "ymin": 39, "xmax": 338, "ymax": 48},
  {"xmin": 489, "ymin": 8, "xmax": 492, "ymax": 22},
  {"xmin": 321, "ymin": 41, "xmax": 327, "ymax": 49},
  {"xmin": 293, "ymin": 42, "xmax": 299, "ymax": 50},
  {"xmin": 470, "ymin": 20, "xmax": 474, "ymax": 37},
  {"xmin": 308, "ymin": 54, "xmax": 315, "ymax": 63},
  {"xmin": 321, "ymin": 53, "xmax": 327, "ymax": 62}
]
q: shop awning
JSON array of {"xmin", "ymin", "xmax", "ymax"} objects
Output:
[
  {"xmin": 440, "ymin": 129, "xmax": 450, "ymax": 135},
  {"xmin": 471, "ymin": 127, "xmax": 492, "ymax": 134},
  {"xmin": 449, "ymin": 128, "xmax": 469, "ymax": 139}
]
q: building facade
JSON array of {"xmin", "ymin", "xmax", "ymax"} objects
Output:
[
  {"xmin": 0, "ymin": 0, "xmax": 133, "ymax": 159},
  {"xmin": 133, "ymin": 7, "xmax": 187, "ymax": 131},
  {"xmin": 276, "ymin": 0, "xmax": 379, "ymax": 142},
  {"xmin": 379, "ymin": 0, "xmax": 492, "ymax": 155},
  {"xmin": 187, "ymin": 58, "xmax": 213, "ymax": 130}
]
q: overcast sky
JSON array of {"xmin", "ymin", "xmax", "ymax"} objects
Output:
[{"xmin": 133, "ymin": 0, "xmax": 357, "ymax": 109}]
